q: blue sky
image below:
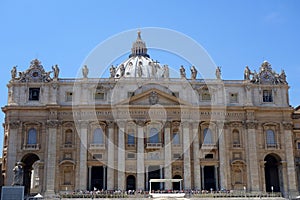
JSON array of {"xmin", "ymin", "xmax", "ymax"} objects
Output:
[{"xmin": 0, "ymin": 0, "xmax": 299, "ymax": 154}]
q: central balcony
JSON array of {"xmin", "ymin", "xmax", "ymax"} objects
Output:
[
  {"xmin": 146, "ymin": 143, "xmax": 163, "ymax": 149},
  {"xmin": 23, "ymin": 144, "xmax": 40, "ymax": 150},
  {"xmin": 89, "ymin": 143, "xmax": 105, "ymax": 150}
]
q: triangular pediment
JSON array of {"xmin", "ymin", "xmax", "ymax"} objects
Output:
[{"xmin": 116, "ymin": 88, "xmax": 191, "ymax": 106}]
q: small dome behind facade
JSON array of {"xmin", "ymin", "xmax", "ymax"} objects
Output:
[{"xmin": 114, "ymin": 32, "xmax": 165, "ymax": 79}]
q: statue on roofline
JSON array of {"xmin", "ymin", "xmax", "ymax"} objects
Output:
[
  {"xmin": 216, "ymin": 66, "xmax": 221, "ymax": 79},
  {"xmin": 244, "ymin": 66, "xmax": 251, "ymax": 80},
  {"xmin": 11, "ymin": 66, "xmax": 17, "ymax": 80},
  {"xmin": 191, "ymin": 66, "xmax": 197, "ymax": 80},
  {"xmin": 180, "ymin": 65, "xmax": 186, "ymax": 78},
  {"xmin": 82, "ymin": 65, "xmax": 89, "ymax": 78},
  {"xmin": 52, "ymin": 64, "xmax": 59, "ymax": 79}
]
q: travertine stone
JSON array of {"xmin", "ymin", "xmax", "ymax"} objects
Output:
[
  {"xmin": 137, "ymin": 123, "xmax": 145, "ymax": 190},
  {"xmin": 164, "ymin": 123, "xmax": 172, "ymax": 190},
  {"xmin": 182, "ymin": 121, "xmax": 191, "ymax": 189}
]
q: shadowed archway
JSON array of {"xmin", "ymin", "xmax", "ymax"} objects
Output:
[
  {"xmin": 264, "ymin": 154, "xmax": 281, "ymax": 192},
  {"xmin": 21, "ymin": 153, "xmax": 40, "ymax": 195}
]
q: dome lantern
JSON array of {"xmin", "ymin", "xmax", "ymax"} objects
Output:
[{"xmin": 129, "ymin": 31, "xmax": 150, "ymax": 58}]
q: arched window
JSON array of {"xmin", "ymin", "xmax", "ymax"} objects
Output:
[
  {"xmin": 266, "ymin": 129, "xmax": 276, "ymax": 145},
  {"xmin": 93, "ymin": 128, "xmax": 104, "ymax": 144},
  {"xmin": 233, "ymin": 129, "xmax": 240, "ymax": 146},
  {"xmin": 28, "ymin": 128, "xmax": 37, "ymax": 144},
  {"xmin": 65, "ymin": 129, "xmax": 73, "ymax": 144},
  {"xmin": 149, "ymin": 128, "xmax": 159, "ymax": 143},
  {"xmin": 203, "ymin": 128, "xmax": 213, "ymax": 144}
]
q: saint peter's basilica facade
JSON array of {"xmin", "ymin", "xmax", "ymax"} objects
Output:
[{"xmin": 2, "ymin": 32, "xmax": 300, "ymax": 197}]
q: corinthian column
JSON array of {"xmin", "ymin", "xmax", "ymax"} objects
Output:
[
  {"xmin": 136, "ymin": 120, "xmax": 145, "ymax": 190},
  {"xmin": 182, "ymin": 121, "xmax": 191, "ymax": 189},
  {"xmin": 164, "ymin": 122, "xmax": 172, "ymax": 190},
  {"xmin": 117, "ymin": 121, "xmax": 126, "ymax": 190},
  {"xmin": 283, "ymin": 122, "xmax": 298, "ymax": 195},
  {"xmin": 6, "ymin": 121, "xmax": 20, "ymax": 185},
  {"xmin": 107, "ymin": 121, "xmax": 115, "ymax": 190},
  {"xmin": 218, "ymin": 121, "xmax": 228, "ymax": 190},
  {"xmin": 245, "ymin": 121, "xmax": 259, "ymax": 191},
  {"xmin": 44, "ymin": 120, "xmax": 59, "ymax": 197},
  {"xmin": 192, "ymin": 122, "xmax": 201, "ymax": 190},
  {"xmin": 77, "ymin": 120, "xmax": 88, "ymax": 191}
]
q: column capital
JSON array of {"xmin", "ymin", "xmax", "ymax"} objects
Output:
[
  {"xmin": 116, "ymin": 120, "xmax": 126, "ymax": 128},
  {"xmin": 78, "ymin": 120, "xmax": 89, "ymax": 129},
  {"xmin": 260, "ymin": 161, "xmax": 266, "ymax": 167},
  {"xmin": 46, "ymin": 120, "xmax": 60, "ymax": 128},
  {"xmin": 246, "ymin": 121, "xmax": 258, "ymax": 129},
  {"xmin": 9, "ymin": 121, "xmax": 20, "ymax": 129},
  {"xmin": 192, "ymin": 122, "xmax": 199, "ymax": 129},
  {"xmin": 181, "ymin": 121, "xmax": 190, "ymax": 128},
  {"xmin": 106, "ymin": 121, "xmax": 114, "ymax": 128},
  {"xmin": 280, "ymin": 161, "xmax": 287, "ymax": 167},
  {"xmin": 172, "ymin": 121, "xmax": 181, "ymax": 127},
  {"xmin": 282, "ymin": 122, "xmax": 293, "ymax": 130},
  {"xmin": 136, "ymin": 120, "xmax": 145, "ymax": 127},
  {"xmin": 164, "ymin": 121, "xmax": 171, "ymax": 128}
]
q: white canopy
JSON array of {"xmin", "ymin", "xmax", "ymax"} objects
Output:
[{"xmin": 149, "ymin": 179, "xmax": 183, "ymax": 183}]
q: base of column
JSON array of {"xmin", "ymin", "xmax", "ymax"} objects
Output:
[{"xmin": 44, "ymin": 190, "xmax": 59, "ymax": 199}]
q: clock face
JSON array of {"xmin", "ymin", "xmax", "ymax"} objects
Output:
[
  {"xmin": 30, "ymin": 69, "xmax": 42, "ymax": 80},
  {"xmin": 261, "ymin": 71, "xmax": 273, "ymax": 83}
]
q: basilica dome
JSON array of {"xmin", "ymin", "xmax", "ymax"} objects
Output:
[{"xmin": 114, "ymin": 32, "xmax": 166, "ymax": 79}]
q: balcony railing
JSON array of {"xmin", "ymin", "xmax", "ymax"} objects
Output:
[
  {"xmin": 266, "ymin": 143, "xmax": 280, "ymax": 149},
  {"xmin": 201, "ymin": 143, "xmax": 217, "ymax": 149},
  {"xmin": 23, "ymin": 144, "xmax": 40, "ymax": 150},
  {"xmin": 232, "ymin": 144, "xmax": 241, "ymax": 148},
  {"xmin": 146, "ymin": 143, "xmax": 162, "ymax": 149},
  {"xmin": 63, "ymin": 144, "xmax": 74, "ymax": 148},
  {"xmin": 89, "ymin": 143, "xmax": 105, "ymax": 149}
]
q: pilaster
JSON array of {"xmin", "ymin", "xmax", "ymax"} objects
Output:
[
  {"xmin": 77, "ymin": 120, "xmax": 88, "ymax": 191},
  {"xmin": 117, "ymin": 121, "xmax": 126, "ymax": 190},
  {"xmin": 218, "ymin": 121, "xmax": 228, "ymax": 190},
  {"xmin": 192, "ymin": 122, "xmax": 201, "ymax": 190},
  {"xmin": 283, "ymin": 122, "xmax": 298, "ymax": 195},
  {"xmin": 245, "ymin": 121, "xmax": 260, "ymax": 191},
  {"xmin": 44, "ymin": 120, "xmax": 59, "ymax": 197},
  {"xmin": 182, "ymin": 121, "xmax": 191, "ymax": 189},
  {"xmin": 164, "ymin": 121, "xmax": 172, "ymax": 190},
  {"xmin": 106, "ymin": 121, "xmax": 115, "ymax": 190},
  {"xmin": 136, "ymin": 120, "xmax": 145, "ymax": 190},
  {"xmin": 6, "ymin": 121, "xmax": 20, "ymax": 185}
]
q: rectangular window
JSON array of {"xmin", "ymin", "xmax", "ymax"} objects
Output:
[
  {"xmin": 205, "ymin": 154, "xmax": 214, "ymax": 159},
  {"xmin": 66, "ymin": 92, "xmax": 73, "ymax": 102},
  {"xmin": 29, "ymin": 88, "xmax": 40, "ymax": 101},
  {"xmin": 127, "ymin": 153, "xmax": 135, "ymax": 159},
  {"xmin": 263, "ymin": 90, "xmax": 273, "ymax": 102},
  {"xmin": 92, "ymin": 154, "xmax": 102, "ymax": 160},
  {"xmin": 127, "ymin": 134, "xmax": 135, "ymax": 146},
  {"xmin": 298, "ymin": 142, "xmax": 300, "ymax": 149},
  {"xmin": 230, "ymin": 93, "xmax": 238, "ymax": 103},
  {"xmin": 172, "ymin": 133, "xmax": 180, "ymax": 145},
  {"xmin": 173, "ymin": 153, "xmax": 181, "ymax": 159},
  {"xmin": 95, "ymin": 91, "xmax": 105, "ymax": 100}
]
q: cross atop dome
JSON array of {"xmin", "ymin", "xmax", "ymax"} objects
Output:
[{"xmin": 129, "ymin": 31, "xmax": 150, "ymax": 58}]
